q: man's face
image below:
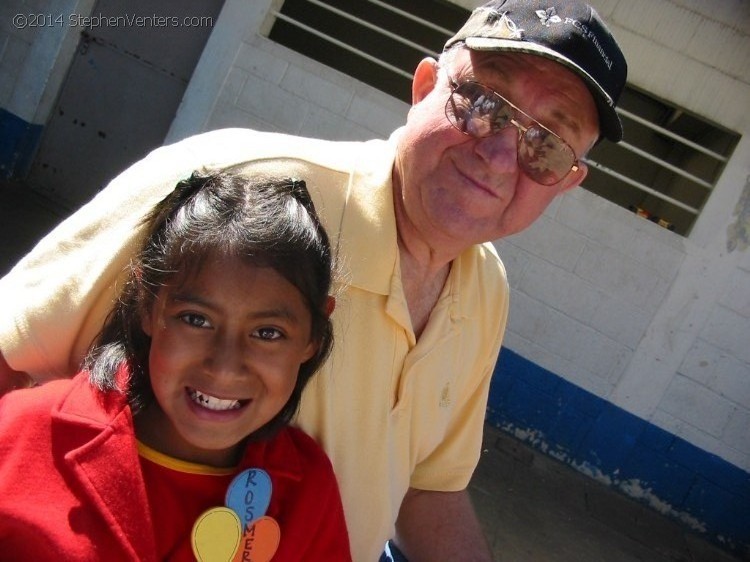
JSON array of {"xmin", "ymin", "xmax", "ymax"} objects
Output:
[{"xmin": 394, "ymin": 49, "xmax": 600, "ymax": 251}]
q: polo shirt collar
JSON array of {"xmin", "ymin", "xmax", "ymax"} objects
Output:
[
  {"xmin": 336, "ymin": 128, "xmax": 477, "ymax": 326},
  {"xmin": 336, "ymin": 129, "xmax": 403, "ymax": 296}
]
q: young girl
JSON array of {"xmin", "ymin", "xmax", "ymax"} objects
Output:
[{"xmin": 0, "ymin": 172, "xmax": 352, "ymax": 561}]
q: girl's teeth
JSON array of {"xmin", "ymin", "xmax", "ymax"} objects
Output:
[{"xmin": 189, "ymin": 388, "xmax": 241, "ymax": 411}]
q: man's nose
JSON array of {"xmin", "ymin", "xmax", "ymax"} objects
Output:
[{"xmin": 473, "ymin": 126, "xmax": 520, "ymax": 173}]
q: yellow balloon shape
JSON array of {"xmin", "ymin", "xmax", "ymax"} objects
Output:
[{"xmin": 192, "ymin": 507, "xmax": 243, "ymax": 562}]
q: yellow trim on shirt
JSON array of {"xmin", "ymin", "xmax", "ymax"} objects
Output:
[{"xmin": 136, "ymin": 440, "xmax": 237, "ymax": 476}]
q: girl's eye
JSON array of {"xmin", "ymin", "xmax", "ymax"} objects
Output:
[
  {"xmin": 253, "ymin": 327, "xmax": 283, "ymax": 341},
  {"xmin": 179, "ymin": 313, "xmax": 211, "ymax": 328}
]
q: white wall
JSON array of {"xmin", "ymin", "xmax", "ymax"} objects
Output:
[
  {"xmin": 498, "ymin": 0, "xmax": 750, "ymax": 472},
  {"xmin": 172, "ymin": 0, "xmax": 750, "ymax": 472},
  {"xmin": 166, "ymin": 0, "xmax": 408, "ymax": 144}
]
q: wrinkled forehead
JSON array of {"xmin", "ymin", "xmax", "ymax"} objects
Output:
[{"xmin": 457, "ymin": 49, "xmax": 600, "ymax": 144}]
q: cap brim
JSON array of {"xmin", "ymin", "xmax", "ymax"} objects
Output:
[{"xmin": 464, "ymin": 37, "xmax": 622, "ymax": 142}]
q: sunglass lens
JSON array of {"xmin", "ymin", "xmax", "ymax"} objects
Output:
[
  {"xmin": 446, "ymin": 82, "xmax": 576, "ymax": 185},
  {"xmin": 446, "ymin": 86, "xmax": 480, "ymax": 135},
  {"xmin": 520, "ymin": 127, "xmax": 575, "ymax": 185},
  {"xmin": 448, "ymin": 83, "xmax": 512, "ymax": 137}
]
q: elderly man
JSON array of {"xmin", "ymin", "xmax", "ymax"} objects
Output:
[{"xmin": 0, "ymin": 0, "xmax": 626, "ymax": 560}]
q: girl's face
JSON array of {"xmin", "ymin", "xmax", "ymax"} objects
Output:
[{"xmin": 136, "ymin": 255, "xmax": 317, "ymax": 467}]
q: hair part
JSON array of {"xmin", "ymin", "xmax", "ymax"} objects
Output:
[{"xmin": 85, "ymin": 171, "xmax": 334, "ymax": 440}]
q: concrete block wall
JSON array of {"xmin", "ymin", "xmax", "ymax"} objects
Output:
[
  {"xmin": 590, "ymin": 0, "xmax": 750, "ymax": 471},
  {"xmin": 493, "ymin": 188, "xmax": 686, "ymax": 400},
  {"xmin": 490, "ymin": 178, "xmax": 750, "ymax": 553},
  {"xmin": 207, "ymin": 35, "xmax": 407, "ymax": 141},
  {"xmin": 484, "ymin": 1, "xmax": 750, "ymax": 552},
  {"xmin": 166, "ymin": 0, "xmax": 409, "ymax": 144}
]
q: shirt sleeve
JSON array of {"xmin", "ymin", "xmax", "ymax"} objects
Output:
[
  {"xmin": 0, "ymin": 150, "xmax": 181, "ymax": 378},
  {"xmin": 0, "ymin": 129, "xmax": 284, "ymax": 378}
]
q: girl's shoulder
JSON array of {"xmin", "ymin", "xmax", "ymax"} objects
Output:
[
  {"xmin": 0, "ymin": 376, "xmax": 80, "ymax": 452},
  {"xmin": 280, "ymin": 426, "xmax": 331, "ymax": 463},
  {"xmin": 0, "ymin": 375, "xmax": 77, "ymax": 419},
  {"xmin": 0, "ymin": 371, "xmax": 121, "ymax": 432},
  {"xmin": 262, "ymin": 425, "xmax": 335, "ymax": 481}
]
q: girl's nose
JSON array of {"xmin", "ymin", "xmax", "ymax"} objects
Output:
[{"xmin": 205, "ymin": 332, "xmax": 248, "ymax": 379}]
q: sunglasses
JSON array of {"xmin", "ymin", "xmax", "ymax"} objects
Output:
[{"xmin": 445, "ymin": 80, "xmax": 579, "ymax": 186}]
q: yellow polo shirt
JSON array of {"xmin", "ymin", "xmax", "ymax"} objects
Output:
[{"xmin": 0, "ymin": 128, "xmax": 509, "ymax": 561}]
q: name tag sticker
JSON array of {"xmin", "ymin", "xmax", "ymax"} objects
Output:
[
  {"xmin": 225, "ymin": 468, "xmax": 273, "ymax": 530},
  {"xmin": 191, "ymin": 507, "xmax": 242, "ymax": 562},
  {"xmin": 234, "ymin": 516, "xmax": 281, "ymax": 562}
]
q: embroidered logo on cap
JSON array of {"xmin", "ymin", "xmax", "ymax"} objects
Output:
[
  {"xmin": 536, "ymin": 7, "xmax": 562, "ymax": 26},
  {"xmin": 530, "ymin": 6, "xmax": 615, "ymax": 72},
  {"xmin": 439, "ymin": 382, "xmax": 452, "ymax": 408},
  {"xmin": 565, "ymin": 16, "xmax": 614, "ymax": 70},
  {"xmin": 476, "ymin": 8, "xmax": 524, "ymax": 39}
]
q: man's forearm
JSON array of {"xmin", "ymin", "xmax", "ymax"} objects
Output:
[{"xmin": 394, "ymin": 487, "xmax": 493, "ymax": 562}]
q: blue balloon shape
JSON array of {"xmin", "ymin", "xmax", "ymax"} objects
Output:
[{"xmin": 225, "ymin": 468, "xmax": 273, "ymax": 530}]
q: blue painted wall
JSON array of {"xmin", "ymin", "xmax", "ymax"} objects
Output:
[
  {"xmin": 0, "ymin": 109, "xmax": 43, "ymax": 180},
  {"xmin": 487, "ymin": 347, "xmax": 750, "ymax": 557}
]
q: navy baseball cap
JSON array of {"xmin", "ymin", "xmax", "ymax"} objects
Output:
[{"xmin": 444, "ymin": 0, "xmax": 628, "ymax": 142}]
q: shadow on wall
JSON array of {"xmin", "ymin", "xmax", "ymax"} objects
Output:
[{"xmin": 0, "ymin": 179, "xmax": 67, "ymax": 276}]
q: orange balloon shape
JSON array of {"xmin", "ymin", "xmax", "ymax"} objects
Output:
[{"xmin": 232, "ymin": 516, "xmax": 281, "ymax": 562}]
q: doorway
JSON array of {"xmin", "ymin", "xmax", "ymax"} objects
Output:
[{"xmin": 28, "ymin": 0, "xmax": 224, "ymax": 210}]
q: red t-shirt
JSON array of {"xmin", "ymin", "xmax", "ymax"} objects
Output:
[{"xmin": 139, "ymin": 427, "xmax": 352, "ymax": 561}]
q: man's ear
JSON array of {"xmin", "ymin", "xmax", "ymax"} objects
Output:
[
  {"xmin": 141, "ymin": 311, "xmax": 151, "ymax": 337},
  {"xmin": 303, "ymin": 296, "xmax": 336, "ymax": 363},
  {"xmin": 325, "ymin": 296, "xmax": 336, "ymax": 318},
  {"xmin": 560, "ymin": 161, "xmax": 589, "ymax": 194},
  {"xmin": 411, "ymin": 57, "xmax": 439, "ymax": 105},
  {"xmin": 140, "ymin": 301, "xmax": 153, "ymax": 337}
]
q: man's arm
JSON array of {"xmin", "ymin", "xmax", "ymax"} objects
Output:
[
  {"xmin": 394, "ymin": 487, "xmax": 493, "ymax": 562},
  {"xmin": 0, "ymin": 350, "xmax": 33, "ymax": 395}
]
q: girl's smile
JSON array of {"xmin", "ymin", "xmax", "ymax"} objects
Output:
[{"xmin": 187, "ymin": 387, "xmax": 245, "ymax": 411}]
